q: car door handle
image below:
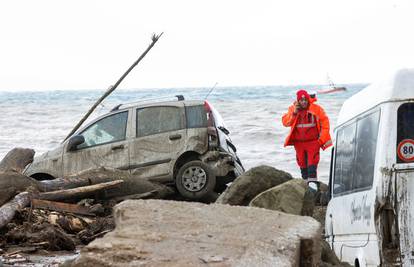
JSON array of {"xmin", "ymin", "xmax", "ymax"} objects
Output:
[
  {"xmin": 169, "ymin": 134, "xmax": 182, "ymax": 140},
  {"xmin": 111, "ymin": 144, "xmax": 125, "ymax": 150}
]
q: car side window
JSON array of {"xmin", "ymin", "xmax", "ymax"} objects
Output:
[
  {"xmin": 78, "ymin": 111, "xmax": 128, "ymax": 149},
  {"xmin": 137, "ymin": 106, "xmax": 183, "ymax": 137}
]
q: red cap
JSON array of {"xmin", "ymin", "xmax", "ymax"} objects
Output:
[{"xmin": 296, "ymin": 89, "xmax": 310, "ymax": 101}]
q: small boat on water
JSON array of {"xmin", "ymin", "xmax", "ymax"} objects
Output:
[
  {"xmin": 317, "ymin": 86, "xmax": 346, "ymax": 94},
  {"xmin": 317, "ymin": 75, "xmax": 347, "ymax": 94}
]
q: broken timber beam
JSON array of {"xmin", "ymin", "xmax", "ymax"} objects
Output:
[{"xmin": 36, "ymin": 180, "xmax": 124, "ymax": 202}]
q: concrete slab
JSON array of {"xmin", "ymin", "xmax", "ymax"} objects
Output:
[{"xmin": 71, "ymin": 199, "xmax": 321, "ymax": 267}]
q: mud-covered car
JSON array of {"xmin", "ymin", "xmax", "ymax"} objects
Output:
[{"xmin": 24, "ymin": 96, "xmax": 244, "ymax": 200}]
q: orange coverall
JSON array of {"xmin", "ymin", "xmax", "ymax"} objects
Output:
[{"xmin": 282, "ymin": 93, "xmax": 332, "ymax": 180}]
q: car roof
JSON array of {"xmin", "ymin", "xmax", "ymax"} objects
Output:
[
  {"xmin": 336, "ymin": 68, "xmax": 414, "ymax": 127},
  {"xmin": 110, "ymin": 96, "xmax": 205, "ymax": 112}
]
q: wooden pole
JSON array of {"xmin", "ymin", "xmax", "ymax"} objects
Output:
[{"xmin": 63, "ymin": 33, "xmax": 164, "ymax": 141}]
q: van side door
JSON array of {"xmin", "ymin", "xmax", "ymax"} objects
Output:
[
  {"xmin": 62, "ymin": 110, "xmax": 131, "ymax": 176},
  {"xmin": 129, "ymin": 104, "xmax": 186, "ymax": 181}
]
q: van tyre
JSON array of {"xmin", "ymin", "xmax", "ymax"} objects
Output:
[{"xmin": 175, "ymin": 160, "xmax": 216, "ymax": 200}]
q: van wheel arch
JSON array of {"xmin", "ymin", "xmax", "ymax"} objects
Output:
[{"xmin": 30, "ymin": 173, "xmax": 56, "ymax": 181}]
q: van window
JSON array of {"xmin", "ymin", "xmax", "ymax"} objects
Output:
[
  {"xmin": 397, "ymin": 103, "xmax": 414, "ymax": 163},
  {"xmin": 186, "ymin": 105, "xmax": 207, "ymax": 128},
  {"xmin": 333, "ymin": 123, "xmax": 356, "ymax": 194},
  {"xmin": 354, "ymin": 111, "xmax": 380, "ymax": 188},
  {"xmin": 333, "ymin": 110, "xmax": 380, "ymax": 195},
  {"xmin": 79, "ymin": 111, "xmax": 128, "ymax": 148},
  {"xmin": 137, "ymin": 106, "xmax": 183, "ymax": 137}
]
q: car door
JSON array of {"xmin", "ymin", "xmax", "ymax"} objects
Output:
[
  {"xmin": 62, "ymin": 110, "xmax": 130, "ymax": 176},
  {"xmin": 129, "ymin": 104, "xmax": 186, "ymax": 181}
]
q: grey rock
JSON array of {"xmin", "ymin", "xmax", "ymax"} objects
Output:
[
  {"xmin": 249, "ymin": 179, "xmax": 308, "ymax": 215},
  {"xmin": 216, "ymin": 165, "xmax": 292, "ymax": 206}
]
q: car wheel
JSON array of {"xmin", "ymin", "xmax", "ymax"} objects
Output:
[{"xmin": 175, "ymin": 160, "xmax": 216, "ymax": 200}]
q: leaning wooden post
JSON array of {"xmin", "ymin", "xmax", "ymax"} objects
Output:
[{"xmin": 63, "ymin": 32, "xmax": 164, "ymax": 142}]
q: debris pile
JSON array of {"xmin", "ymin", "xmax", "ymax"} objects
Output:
[
  {"xmin": 0, "ymin": 148, "xmax": 349, "ymax": 266},
  {"xmin": 0, "ymin": 148, "xmax": 174, "ymax": 265}
]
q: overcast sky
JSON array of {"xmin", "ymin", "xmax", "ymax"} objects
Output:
[{"xmin": 1, "ymin": 0, "xmax": 413, "ymax": 91}]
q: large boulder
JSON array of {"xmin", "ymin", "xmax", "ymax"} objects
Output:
[
  {"xmin": 249, "ymin": 179, "xmax": 311, "ymax": 216},
  {"xmin": 70, "ymin": 199, "xmax": 322, "ymax": 267},
  {"xmin": 215, "ymin": 165, "xmax": 292, "ymax": 206}
]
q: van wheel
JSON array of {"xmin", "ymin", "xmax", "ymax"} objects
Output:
[{"xmin": 175, "ymin": 160, "xmax": 216, "ymax": 200}]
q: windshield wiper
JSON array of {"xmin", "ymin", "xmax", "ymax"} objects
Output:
[{"xmin": 218, "ymin": 126, "xmax": 230, "ymax": 135}]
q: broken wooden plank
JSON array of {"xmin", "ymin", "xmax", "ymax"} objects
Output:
[
  {"xmin": 31, "ymin": 199, "xmax": 94, "ymax": 216},
  {"xmin": 36, "ymin": 180, "xmax": 124, "ymax": 201}
]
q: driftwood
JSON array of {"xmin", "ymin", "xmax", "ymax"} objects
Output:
[
  {"xmin": 36, "ymin": 180, "xmax": 124, "ymax": 201},
  {"xmin": 31, "ymin": 199, "xmax": 95, "ymax": 216},
  {"xmin": 0, "ymin": 173, "xmax": 38, "ymax": 206},
  {"xmin": 0, "ymin": 148, "xmax": 37, "ymax": 206},
  {"xmin": 0, "ymin": 148, "xmax": 174, "ymax": 230},
  {"xmin": 0, "ymin": 186, "xmax": 18, "ymax": 208},
  {"xmin": 0, "ymin": 148, "xmax": 35, "ymax": 173},
  {"xmin": 37, "ymin": 167, "xmax": 174, "ymax": 199},
  {"xmin": 0, "ymin": 192, "xmax": 31, "ymax": 229}
]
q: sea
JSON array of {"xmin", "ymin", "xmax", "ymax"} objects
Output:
[{"xmin": 0, "ymin": 84, "xmax": 365, "ymax": 184}]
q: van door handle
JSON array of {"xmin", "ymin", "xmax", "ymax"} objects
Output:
[
  {"xmin": 169, "ymin": 134, "xmax": 182, "ymax": 140},
  {"xmin": 111, "ymin": 144, "xmax": 125, "ymax": 150}
]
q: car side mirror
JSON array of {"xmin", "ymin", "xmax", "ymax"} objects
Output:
[{"xmin": 67, "ymin": 135, "xmax": 85, "ymax": 152}]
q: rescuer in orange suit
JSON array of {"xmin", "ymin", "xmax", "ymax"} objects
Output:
[{"xmin": 282, "ymin": 89, "xmax": 332, "ymax": 181}]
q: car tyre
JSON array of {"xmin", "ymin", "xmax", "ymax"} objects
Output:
[{"xmin": 175, "ymin": 160, "xmax": 216, "ymax": 200}]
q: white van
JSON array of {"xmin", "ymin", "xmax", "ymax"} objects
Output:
[{"xmin": 325, "ymin": 69, "xmax": 414, "ymax": 266}]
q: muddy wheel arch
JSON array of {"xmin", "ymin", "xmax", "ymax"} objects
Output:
[
  {"xmin": 30, "ymin": 173, "xmax": 56, "ymax": 181},
  {"xmin": 173, "ymin": 151, "xmax": 201, "ymax": 177}
]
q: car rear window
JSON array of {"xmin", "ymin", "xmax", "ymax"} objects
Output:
[
  {"xmin": 185, "ymin": 105, "xmax": 207, "ymax": 128},
  {"xmin": 397, "ymin": 103, "xmax": 414, "ymax": 163},
  {"xmin": 137, "ymin": 106, "xmax": 183, "ymax": 137}
]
